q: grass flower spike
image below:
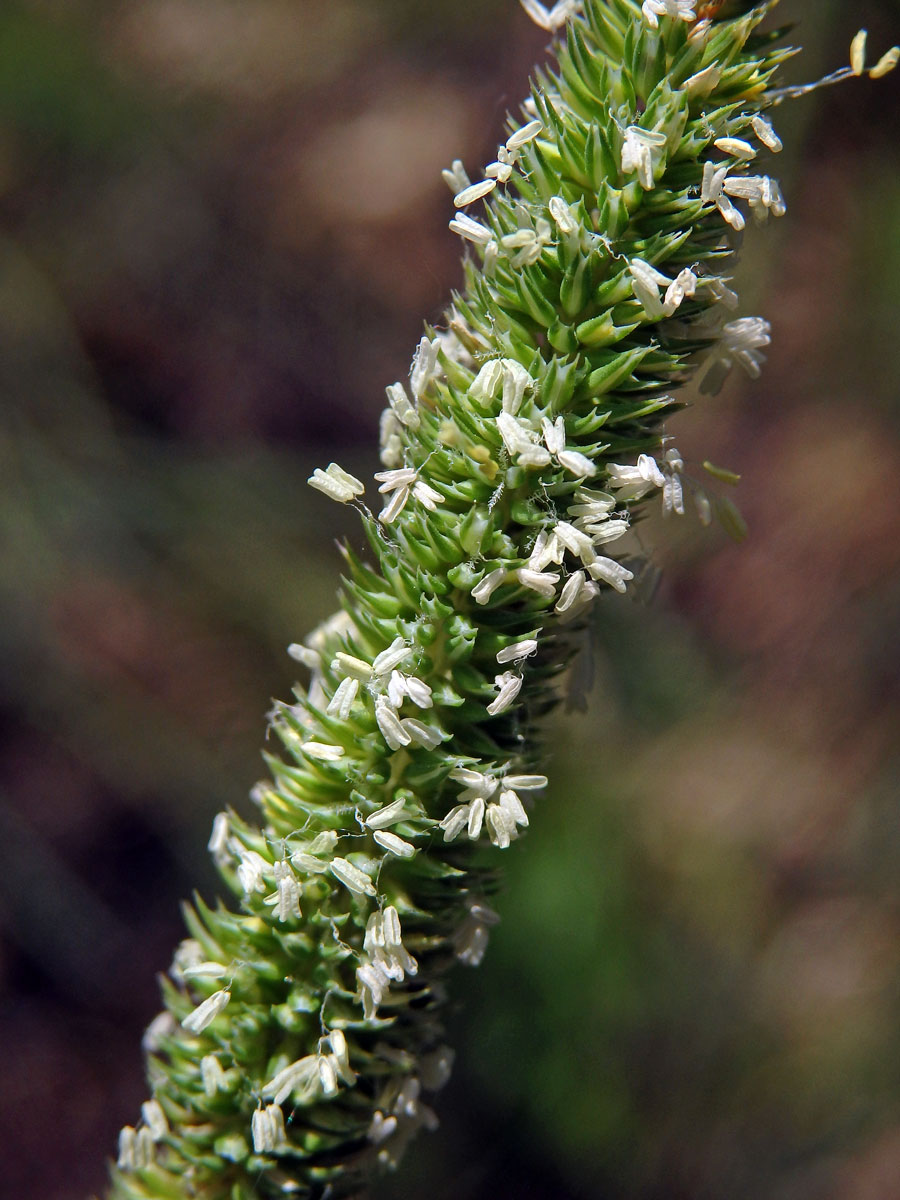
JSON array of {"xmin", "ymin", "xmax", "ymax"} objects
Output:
[{"xmin": 106, "ymin": 3, "xmax": 897, "ymax": 1198}]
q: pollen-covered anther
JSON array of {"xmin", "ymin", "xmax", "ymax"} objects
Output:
[
  {"xmin": 500, "ymin": 218, "xmax": 552, "ymax": 269},
  {"xmin": 290, "ymin": 832, "xmax": 336, "ymax": 875},
  {"xmin": 251, "ymin": 1105, "xmax": 287, "ymax": 1154},
  {"xmin": 376, "ymin": 478, "xmax": 410, "ymax": 528},
  {"xmin": 704, "ymin": 275, "xmax": 740, "ymax": 311},
  {"xmin": 364, "ymin": 797, "xmax": 409, "ymax": 830},
  {"xmin": 505, "ymin": 772, "xmax": 548, "ymax": 792},
  {"xmin": 317, "ymin": 1054, "xmax": 339, "ymax": 1098},
  {"xmin": 409, "ymin": 335, "xmax": 442, "ymax": 400},
  {"xmin": 387, "ymin": 670, "xmax": 433, "ymax": 709},
  {"xmin": 701, "ymin": 161, "xmax": 745, "ymax": 232},
  {"xmin": 629, "ymin": 258, "xmax": 700, "ymax": 321},
  {"xmin": 236, "ymin": 848, "xmax": 268, "ymax": 895},
  {"xmin": 332, "ymin": 651, "xmax": 373, "ymax": 681},
  {"xmin": 301, "ymin": 742, "xmax": 344, "ymax": 762},
  {"xmin": 181, "ymin": 960, "xmax": 228, "ymax": 981},
  {"xmin": 472, "ymin": 567, "xmax": 507, "ymax": 605},
  {"xmin": 324, "ymin": 1029, "xmax": 356, "ymax": 1085},
  {"xmin": 714, "ymin": 137, "xmax": 757, "ymax": 161},
  {"xmin": 567, "ymin": 487, "xmax": 616, "ymax": 523},
  {"xmin": 308, "ymin": 462, "xmax": 365, "ymax": 504},
  {"xmin": 453, "ymin": 899, "xmax": 500, "ymax": 966},
  {"xmin": 262, "ymin": 1056, "xmax": 319, "ymax": 1107},
  {"xmin": 502, "ymin": 360, "xmax": 535, "ymax": 414},
  {"xmin": 140, "ymin": 1099, "xmax": 169, "ymax": 1141},
  {"xmin": 373, "ymin": 637, "xmax": 414, "ymax": 676},
  {"xmin": 708, "ymin": 316, "xmax": 772, "ymax": 382},
  {"xmin": 449, "ymin": 766, "xmax": 497, "ymax": 802},
  {"xmin": 751, "ymin": 114, "xmax": 783, "ymax": 153},
  {"xmin": 379, "ymin": 408, "xmax": 404, "ymax": 469},
  {"xmin": 375, "ymin": 467, "xmax": 417, "ymax": 524},
  {"xmin": 519, "ymin": 0, "xmax": 582, "ymax": 34},
  {"xmin": 182, "ymin": 988, "xmax": 231, "ymax": 1035},
  {"xmin": 330, "ymin": 856, "xmax": 377, "ymax": 897},
  {"xmin": 142, "ymin": 1011, "xmax": 175, "ymax": 1052},
  {"xmin": 621, "ymin": 126, "xmax": 667, "ymax": 190},
  {"xmin": 549, "ymin": 195, "xmax": 579, "ymax": 235},
  {"xmin": 264, "ymin": 860, "xmax": 302, "ymax": 921},
  {"xmin": 413, "ymin": 479, "xmax": 442, "ymax": 510},
  {"xmin": 641, "ymin": 0, "xmax": 696, "ymax": 29},
  {"xmin": 540, "ymin": 415, "xmax": 597, "ymax": 477},
  {"xmin": 472, "ymin": 358, "xmax": 535, "ymax": 413},
  {"xmin": 606, "ymin": 454, "xmax": 665, "ymax": 501},
  {"xmin": 497, "ymin": 412, "xmax": 551, "ymax": 467},
  {"xmin": 385, "ymin": 381, "xmax": 420, "ymax": 430},
  {"xmin": 484, "ymin": 802, "xmax": 516, "ymax": 848},
  {"xmin": 441, "ymin": 159, "xmax": 470, "ymax": 194},
  {"xmin": 485, "ymin": 159, "xmax": 513, "ymax": 183},
  {"xmin": 486, "ymin": 670, "xmax": 524, "ymax": 716},
  {"xmin": 467, "ymin": 797, "xmax": 486, "ymax": 839},
  {"xmin": 369, "ymin": 1111, "xmax": 399, "ymax": 1145},
  {"xmin": 326, "ymin": 676, "xmax": 359, "ymax": 720},
  {"xmin": 356, "ymin": 907, "xmax": 418, "ymax": 1016},
  {"xmin": 869, "ymin": 46, "xmax": 899, "ymax": 80},
  {"xmin": 587, "ymin": 557, "xmax": 635, "ymax": 594},
  {"xmin": 470, "ymin": 358, "xmax": 504, "ymax": 404},
  {"xmin": 449, "ymin": 212, "xmax": 494, "ymax": 245},
  {"xmin": 453, "ymin": 179, "xmax": 497, "ymax": 208},
  {"xmin": 540, "ymin": 415, "xmax": 564, "ymax": 457},
  {"xmin": 662, "ymin": 448, "xmax": 686, "ymax": 517},
  {"xmin": 287, "ymin": 642, "xmax": 320, "ymax": 670},
  {"xmin": 486, "ymin": 788, "xmax": 530, "ymax": 848},
  {"xmin": 201, "ymin": 1054, "xmax": 227, "ymax": 1097},
  {"xmin": 849, "ymin": 29, "xmax": 868, "ymax": 76},
  {"xmin": 496, "ymin": 635, "xmax": 539, "ymax": 664},
  {"xmin": 575, "ymin": 514, "xmax": 629, "ymax": 544},
  {"xmin": 505, "ymin": 118, "xmax": 544, "ymax": 152},
  {"xmin": 117, "ymin": 1125, "xmax": 156, "ymax": 1171},
  {"xmin": 665, "ymin": 267, "xmax": 697, "ymax": 312},
  {"xmin": 373, "ymin": 829, "xmax": 417, "ymax": 858},
  {"xmin": 400, "ymin": 717, "xmax": 443, "ymax": 750},
  {"xmin": 172, "ymin": 938, "xmax": 208, "ymax": 979},
  {"xmin": 515, "ymin": 567, "xmax": 560, "ymax": 598},
  {"xmin": 554, "ymin": 520, "xmax": 596, "ymax": 564},
  {"xmin": 313, "ymin": 1031, "xmax": 357, "ymax": 1099},
  {"xmin": 694, "ymin": 489, "xmax": 713, "ymax": 526},
  {"xmin": 529, "ymin": 528, "xmax": 564, "ymax": 571},
  {"xmin": 722, "ymin": 174, "xmax": 786, "ymax": 221},
  {"xmin": 208, "ymin": 812, "xmax": 230, "ymax": 865},
  {"xmin": 554, "ymin": 570, "xmax": 596, "ymax": 616},
  {"xmin": 439, "ymin": 803, "xmax": 472, "ymax": 843}
]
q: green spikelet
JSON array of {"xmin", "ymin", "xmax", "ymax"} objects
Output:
[{"xmin": 106, "ymin": 3, "xmax": 890, "ymax": 1197}]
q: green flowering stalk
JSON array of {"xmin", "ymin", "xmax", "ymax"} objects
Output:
[{"xmin": 106, "ymin": 3, "xmax": 897, "ymax": 1198}]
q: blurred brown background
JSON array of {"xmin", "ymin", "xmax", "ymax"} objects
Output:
[{"xmin": 0, "ymin": 2, "xmax": 897, "ymax": 1198}]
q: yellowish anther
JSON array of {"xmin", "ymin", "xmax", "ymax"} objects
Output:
[
  {"xmin": 469, "ymin": 443, "xmax": 499, "ymax": 479},
  {"xmin": 869, "ymin": 46, "xmax": 899, "ymax": 79},
  {"xmin": 849, "ymin": 29, "xmax": 867, "ymax": 76},
  {"xmin": 702, "ymin": 460, "xmax": 742, "ymax": 487}
]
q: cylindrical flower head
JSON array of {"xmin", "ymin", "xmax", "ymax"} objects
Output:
[{"xmin": 105, "ymin": 3, "xmax": 882, "ymax": 1198}]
